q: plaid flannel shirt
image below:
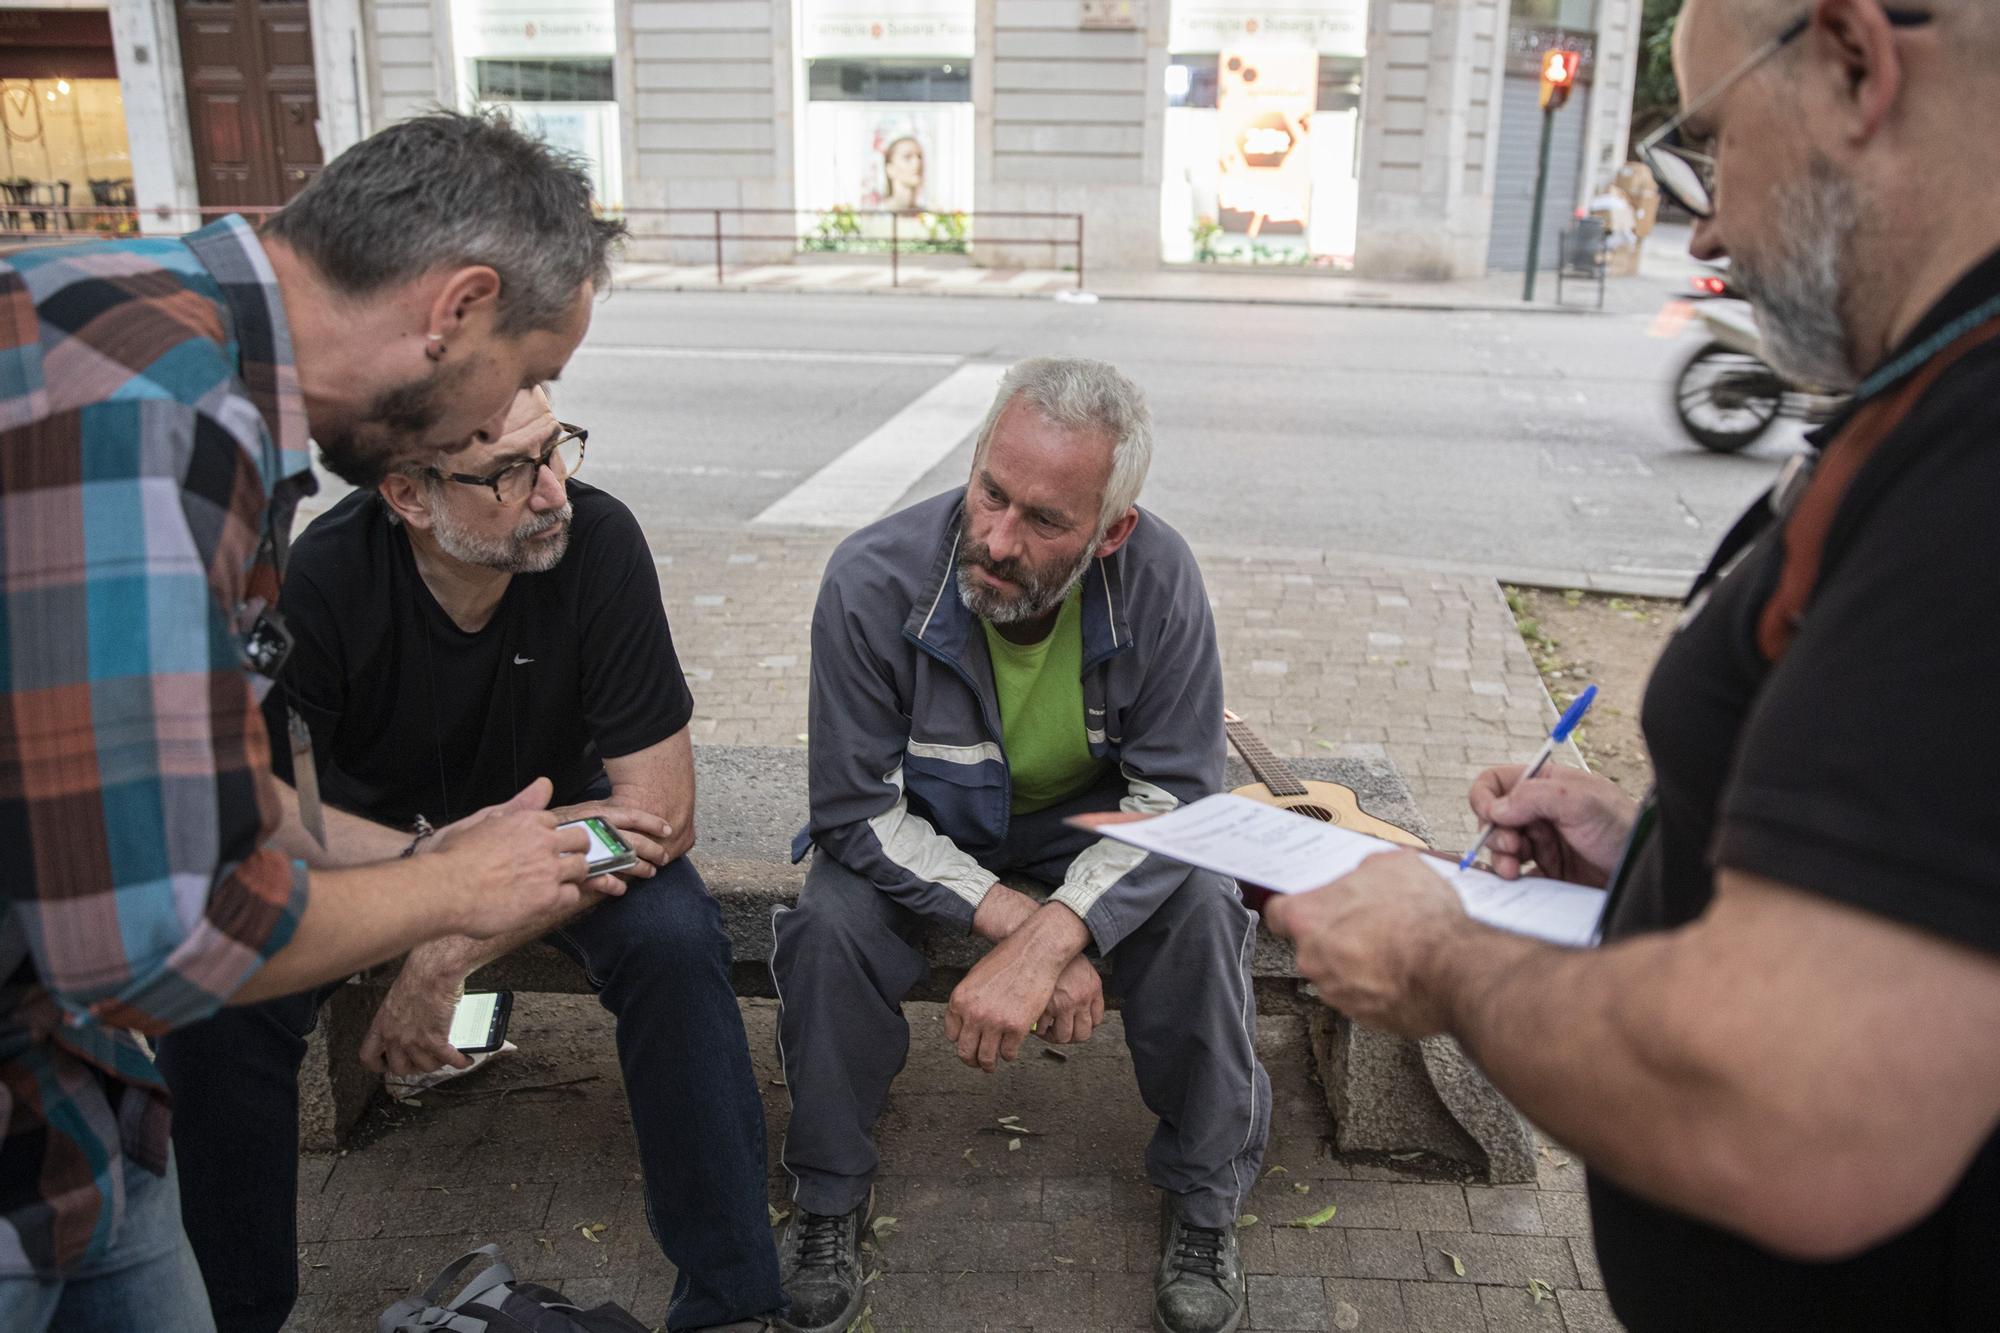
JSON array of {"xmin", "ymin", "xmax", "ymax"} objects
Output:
[{"xmin": 0, "ymin": 216, "xmax": 314, "ymax": 1278}]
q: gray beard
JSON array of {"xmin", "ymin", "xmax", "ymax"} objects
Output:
[
  {"xmin": 430, "ymin": 499, "xmax": 573, "ymax": 573},
  {"xmin": 1734, "ymin": 156, "xmax": 1863, "ymax": 392},
  {"xmin": 956, "ymin": 542, "xmax": 1097, "ymax": 627}
]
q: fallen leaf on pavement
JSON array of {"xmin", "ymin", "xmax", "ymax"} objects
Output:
[
  {"xmin": 1441, "ymin": 1249, "xmax": 1465, "ymax": 1277},
  {"xmin": 1288, "ymin": 1204, "xmax": 1339, "ymax": 1229}
]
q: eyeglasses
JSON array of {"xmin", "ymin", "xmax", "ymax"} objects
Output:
[
  {"xmin": 1637, "ymin": 9, "xmax": 1932, "ymax": 220},
  {"xmin": 431, "ymin": 423, "xmax": 587, "ymax": 504}
]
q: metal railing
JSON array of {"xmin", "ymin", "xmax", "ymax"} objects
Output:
[
  {"xmin": 0, "ymin": 204, "xmax": 280, "ymax": 244},
  {"xmin": 0, "ymin": 204, "xmax": 1087, "ymax": 290},
  {"xmin": 615, "ymin": 207, "xmax": 1085, "ymax": 290}
]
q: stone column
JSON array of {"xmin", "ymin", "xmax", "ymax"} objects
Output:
[
  {"xmin": 108, "ymin": 0, "xmax": 201, "ymax": 232},
  {"xmin": 621, "ymin": 0, "xmax": 797, "ymax": 263},
  {"xmin": 1352, "ymin": 0, "xmax": 1508, "ymax": 280},
  {"xmin": 977, "ymin": 0, "xmax": 1164, "ymax": 271}
]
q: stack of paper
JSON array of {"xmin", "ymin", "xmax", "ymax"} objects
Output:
[{"xmin": 1089, "ymin": 794, "xmax": 1605, "ymax": 947}]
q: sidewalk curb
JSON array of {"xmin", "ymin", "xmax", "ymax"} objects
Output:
[{"xmin": 610, "ymin": 278, "xmax": 1607, "ymax": 316}]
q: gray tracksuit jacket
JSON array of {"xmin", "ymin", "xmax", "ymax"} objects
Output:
[{"xmin": 792, "ymin": 489, "xmax": 1227, "ymax": 954}]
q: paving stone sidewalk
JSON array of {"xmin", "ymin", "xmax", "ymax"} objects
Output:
[{"xmin": 286, "ymin": 525, "xmax": 1619, "ymax": 1332}]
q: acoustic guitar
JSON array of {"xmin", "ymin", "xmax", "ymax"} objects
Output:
[{"xmin": 1224, "ymin": 710, "xmax": 1428, "ymax": 849}]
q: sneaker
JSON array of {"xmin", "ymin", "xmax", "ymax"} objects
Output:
[
  {"xmin": 774, "ymin": 1193, "xmax": 869, "ymax": 1333},
  {"xmin": 1153, "ymin": 1195, "xmax": 1245, "ymax": 1333}
]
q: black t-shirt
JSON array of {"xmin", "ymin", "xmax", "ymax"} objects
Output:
[
  {"xmin": 1591, "ymin": 251, "xmax": 2000, "ymax": 1331},
  {"xmin": 266, "ymin": 481, "xmax": 693, "ymax": 828}
]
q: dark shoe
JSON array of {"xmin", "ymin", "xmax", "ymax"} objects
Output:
[
  {"xmin": 1153, "ymin": 1195, "xmax": 1245, "ymax": 1333},
  {"xmin": 774, "ymin": 1194, "xmax": 869, "ymax": 1333}
]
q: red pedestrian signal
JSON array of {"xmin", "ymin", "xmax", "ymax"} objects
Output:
[{"xmin": 1540, "ymin": 49, "xmax": 1580, "ymax": 109}]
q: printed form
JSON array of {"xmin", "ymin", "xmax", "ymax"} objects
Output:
[{"xmin": 1089, "ymin": 794, "xmax": 1606, "ymax": 947}]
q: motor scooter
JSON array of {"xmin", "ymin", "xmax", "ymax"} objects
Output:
[{"xmin": 1667, "ymin": 271, "xmax": 1848, "ymax": 452}]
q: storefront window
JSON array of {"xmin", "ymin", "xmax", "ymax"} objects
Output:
[
  {"xmin": 798, "ymin": 0, "xmax": 974, "ymax": 252},
  {"xmin": 0, "ymin": 9, "xmax": 131, "ymax": 231},
  {"xmin": 452, "ymin": 0, "xmax": 622, "ymax": 208},
  {"xmin": 0, "ymin": 77, "xmax": 131, "ymax": 227},
  {"xmin": 1161, "ymin": 0, "xmax": 1368, "ymax": 267}
]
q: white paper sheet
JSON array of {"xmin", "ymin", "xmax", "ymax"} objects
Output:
[{"xmin": 1091, "ymin": 793, "xmax": 1606, "ymax": 947}]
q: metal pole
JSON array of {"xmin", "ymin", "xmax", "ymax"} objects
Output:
[
  {"xmin": 891, "ymin": 211, "xmax": 899, "ymax": 287},
  {"xmin": 714, "ymin": 209, "xmax": 724, "ymax": 286},
  {"xmin": 1522, "ymin": 103, "xmax": 1557, "ymax": 302}
]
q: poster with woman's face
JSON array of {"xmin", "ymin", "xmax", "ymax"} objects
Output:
[{"xmin": 802, "ymin": 102, "xmax": 973, "ymax": 215}]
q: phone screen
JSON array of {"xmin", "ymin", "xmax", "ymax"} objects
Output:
[
  {"xmin": 565, "ymin": 816, "xmax": 633, "ymax": 872},
  {"xmin": 448, "ymin": 991, "xmax": 501, "ymax": 1050}
]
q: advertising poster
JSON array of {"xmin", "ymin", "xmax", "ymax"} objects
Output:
[
  {"xmin": 801, "ymin": 102, "xmax": 974, "ymax": 217},
  {"xmin": 1214, "ymin": 47, "xmax": 1317, "ymax": 238}
]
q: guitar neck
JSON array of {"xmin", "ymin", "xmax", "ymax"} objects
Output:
[{"xmin": 1224, "ymin": 718, "xmax": 1309, "ymax": 798}]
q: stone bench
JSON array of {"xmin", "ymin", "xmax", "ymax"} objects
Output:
[{"xmin": 302, "ymin": 745, "xmax": 1537, "ymax": 1182}]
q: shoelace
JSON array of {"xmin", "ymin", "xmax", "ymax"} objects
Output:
[
  {"xmin": 1171, "ymin": 1224, "xmax": 1228, "ymax": 1287},
  {"xmin": 796, "ymin": 1211, "xmax": 850, "ymax": 1270}
]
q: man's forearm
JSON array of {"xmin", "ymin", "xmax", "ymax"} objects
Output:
[
  {"xmin": 269, "ymin": 779, "xmax": 414, "ymax": 867},
  {"xmin": 1427, "ymin": 923, "xmax": 1755, "ymax": 1226},
  {"xmin": 404, "ymin": 895, "xmax": 602, "ymax": 987},
  {"xmin": 233, "ymin": 858, "xmax": 469, "ymax": 1003}
]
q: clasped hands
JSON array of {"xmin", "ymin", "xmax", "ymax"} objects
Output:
[{"xmin": 944, "ymin": 885, "xmax": 1102, "ymax": 1073}]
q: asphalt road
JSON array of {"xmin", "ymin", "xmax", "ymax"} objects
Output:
[{"xmin": 546, "ymin": 287, "xmax": 1807, "ymax": 593}]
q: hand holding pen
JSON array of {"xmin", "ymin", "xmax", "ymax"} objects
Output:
[{"xmin": 1460, "ymin": 686, "xmax": 1598, "ymax": 872}]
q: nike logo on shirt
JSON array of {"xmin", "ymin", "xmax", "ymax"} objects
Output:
[{"xmin": 514, "ymin": 654, "xmax": 534, "ymax": 665}]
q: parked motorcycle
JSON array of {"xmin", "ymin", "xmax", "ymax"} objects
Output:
[{"xmin": 1668, "ymin": 272, "xmax": 1848, "ymax": 453}]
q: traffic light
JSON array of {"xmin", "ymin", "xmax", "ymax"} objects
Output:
[{"xmin": 1540, "ymin": 49, "xmax": 1580, "ymax": 110}]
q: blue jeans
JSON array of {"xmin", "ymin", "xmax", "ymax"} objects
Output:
[
  {"xmin": 156, "ymin": 856, "xmax": 785, "ymax": 1332},
  {"xmin": 0, "ymin": 1151, "xmax": 216, "ymax": 1333}
]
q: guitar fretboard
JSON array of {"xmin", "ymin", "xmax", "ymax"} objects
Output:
[{"xmin": 1225, "ymin": 719, "xmax": 1310, "ymax": 798}]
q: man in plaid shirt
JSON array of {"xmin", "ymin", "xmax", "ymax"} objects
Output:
[{"xmin": 0, "ymin": 111, "xmax": 626, "ymax": 1331}]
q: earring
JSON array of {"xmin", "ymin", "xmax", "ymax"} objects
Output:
[{"xmin": 425, "ymin": 333, "xmax": 446, "ymax": 362}]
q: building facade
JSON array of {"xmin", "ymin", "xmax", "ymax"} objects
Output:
[{"xmin": 34, "ymin": 0, "xmax": 1639, "ymax": 278}]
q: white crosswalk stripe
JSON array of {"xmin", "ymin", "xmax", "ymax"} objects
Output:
[{"xmin": 750, "ymin": 361, "xmax": 1007, "ymax": 530}]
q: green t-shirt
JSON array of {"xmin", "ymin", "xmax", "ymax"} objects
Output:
[{"xmin": 981, "ymin": 588, "xmax": 1105, "ymax": 814}]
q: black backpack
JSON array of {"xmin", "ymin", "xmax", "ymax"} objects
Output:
[{"xmin": 378, "ymin": 1245, "xmax": 651, "ymax": 1333}]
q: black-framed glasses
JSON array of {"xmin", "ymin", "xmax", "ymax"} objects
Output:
[
  {"xmin": 432, "ymin": 423, "xmax": 587, "ymax": 504},
  {"xmin": 1638, "ymin": 9, "xmax": 1932, "ymax": 220}
]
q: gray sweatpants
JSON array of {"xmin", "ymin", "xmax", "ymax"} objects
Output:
[{"xmin": 770, "ymin": 801, "xmax": 1272, "ymax": 1229}]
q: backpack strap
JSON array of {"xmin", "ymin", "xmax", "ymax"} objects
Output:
[
  {"xmin": 1756, "ymin": 315, "xmax": 2000, "ymax": 662},
  {"xmin": 379, "ymin": 1245, "xmax": 521, "ymax": 1333}
]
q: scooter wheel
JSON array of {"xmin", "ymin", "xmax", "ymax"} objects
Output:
[{"xmin": 1673, "ymin": 341, "xmax": 1783, "ymax": 453}]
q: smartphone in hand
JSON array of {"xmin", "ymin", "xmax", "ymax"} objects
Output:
[
  {"xmin": 449, "ymin": 990, "xmax": 513, "ymax": 1054},
  {"xmin": 559, "ymin": 816, "xmax": 639, "ymax": 876}
]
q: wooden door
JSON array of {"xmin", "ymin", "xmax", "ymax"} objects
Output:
[{"xmin": 177, "ymin": 0, "xmax": 323, "ymax": 209}]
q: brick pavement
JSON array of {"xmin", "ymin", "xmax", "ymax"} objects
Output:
[{"xmin": 285, "ymin": 523, "xmax": 1618, "ymax": 1332}]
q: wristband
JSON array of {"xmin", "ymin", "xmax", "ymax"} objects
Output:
[{"xmin": 401, "ymin": 814, "xmax": 436, "ymax": 859}]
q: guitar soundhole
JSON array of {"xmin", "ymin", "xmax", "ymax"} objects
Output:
[{"xmin": 1290, "ymin": 804, "xmax": 1338, "ymax": 824}]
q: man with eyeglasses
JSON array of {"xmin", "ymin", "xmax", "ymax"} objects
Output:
[
  {"xmin": 155, "ymin": 387, "xmax": 786, "ymax": 1333},
  {"xmin": 1236, "ymin": 2, "xmax": 2000, "ymax": 1330}
]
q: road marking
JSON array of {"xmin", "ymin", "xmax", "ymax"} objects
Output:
[
  {"xmin": 574, "ymin": 345, "xmax": 961, "ymax": 367},
  {"xmin": 752, "ymin": 362, "xmax": 1008, "ymax": 530}
]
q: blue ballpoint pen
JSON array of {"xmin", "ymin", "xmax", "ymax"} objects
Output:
[{"xmin": 1458, "ymin": 684, "xmax": 1598, "ymax": 871}]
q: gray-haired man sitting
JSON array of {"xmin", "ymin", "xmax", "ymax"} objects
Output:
[{"xmin": 771, "ymin": 358, "xmax": 1269, "ymax": 1333}]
